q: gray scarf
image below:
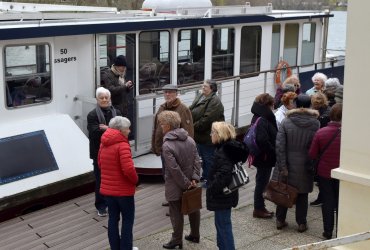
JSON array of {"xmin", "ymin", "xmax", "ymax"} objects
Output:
[{"xmin": 95, "ymin": 105, "xmax": 117, "ymax": 125}]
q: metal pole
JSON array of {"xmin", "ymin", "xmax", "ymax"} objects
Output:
[
  {"xmin": 321, "ymin": 9, "xmax": 330, "ymax": 69},
  {"xmin": 234, "ymin": 78, "xmax": 240, "ymax": 127}
]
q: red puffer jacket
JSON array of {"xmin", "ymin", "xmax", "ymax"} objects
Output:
[
  {"xmin": 98, "ymin": 128, "xmax": 138, "ymax": 196},
  {"xmin": 309, "ymin": 122, "xmax": 341, "ymax": 178}
]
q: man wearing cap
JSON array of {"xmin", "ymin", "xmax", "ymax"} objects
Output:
[
  {"xmin": 152, "ymin": 84, "xmax": 194, "ymax": 156},
  {"xmin": 152, "ymin": 84, "xmax": 194, "ymax": 208},
  {"xmin": 101, "ymin": 55, "xmax": 133, "ymax": 117}
]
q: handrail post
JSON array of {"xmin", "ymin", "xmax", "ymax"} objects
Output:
[
  {"xmin": 264, "ymin": 72, "xmax": 267, "ymax": 93},
  {"xmin": 135, "ymin": 97, "xmax": 139, "ymax": 152},
  {"xmin": 234, "ymin": 78, "xmax": 240, "ymax": 127}
]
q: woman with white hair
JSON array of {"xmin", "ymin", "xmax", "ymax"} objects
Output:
[
  {"xmin": 306, "ymin": 72, "xmax": 327, "ymax": 96},
  {"xmin": 324, "ymin": 78, "xmax": 341, "ymax": 107},
  {"xmin": 98, "ymin": 116, "xmax": 139, "ymax": 250},
  {"xmin": 87, "ymin": 87, "xmax": 121, "ymax": 217}
]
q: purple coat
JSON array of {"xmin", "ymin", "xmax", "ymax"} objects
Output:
[{"xmin": 162, "ymin": 128, "xmax": 201, "ymax": 201}]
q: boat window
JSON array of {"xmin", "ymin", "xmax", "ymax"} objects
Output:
[
  {"xmin": 4, "ymin": 44, "xmax": 51, "ymax": 108},
  {"xmin": 240, "ymin": 26, "xmax": 262, "ymax": 76},
  {"xmin": 283, "ymin": 23, "xmax": 299, "ymax": 66},
  {"xmin": 139, "ymin": 30, "xmax": 170, "ymax": 94},
  {"xmin": 177, "ymin": 29, "xmax": 205, "ymax": 85},
  {"xmin": 271, "ymin": 24, "xmax": 281, "ymax": 69},
  {"xmin": 98, "ymin": 33, "xmax": 136, "ymax": 83},
  {"xmin": 301, "ymin": 23, "xmax": 316, "ymax": 65},
  {"xmin": 212, "ymin": 28, "xmax": 235, "ymax": 79}
]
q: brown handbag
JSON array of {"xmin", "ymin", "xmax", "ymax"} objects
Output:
[
  {"xmin": 181, "ymin": 186, "xmax": 202, "ymax": 215},
  {"xmin": 263, "ymin": 178, "xmax": 298, "ymax": 208}
]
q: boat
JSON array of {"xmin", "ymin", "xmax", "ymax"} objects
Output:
[{"xmin": 0, "ymin": 0, "xmax": 344, "ymax": 221}]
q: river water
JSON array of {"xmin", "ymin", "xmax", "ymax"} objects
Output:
[{"xmin": 327, "ymin": 11, "xmax": 347, "ymax": 56}]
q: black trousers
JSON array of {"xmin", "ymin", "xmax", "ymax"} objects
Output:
[
  {"xmin": 276, "ymin": 193, "xmax": 308, "ymax": 225},
  {"xmin": 319, "ymin": 176, "xmax": 339, "ymax": 235},
  {"xmin": 93, "ymin": 159, "xmax": 107, "ymax": 211},
  {"xmin": 254, "ymin": 167, "xmax": 272, "ymax": 210}
]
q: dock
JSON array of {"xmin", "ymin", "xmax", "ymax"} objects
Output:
[{"xmin": 0, "ymin": 167, "xmax": 326, "ymax": 249}]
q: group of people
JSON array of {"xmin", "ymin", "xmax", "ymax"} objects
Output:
[
  {"xmin": 252, "ymin": 72, "xmax": 343, "ymax": 241},
  {"xmin": 86, "ymin": 54, "xmax": 344, "ymax": 250}
]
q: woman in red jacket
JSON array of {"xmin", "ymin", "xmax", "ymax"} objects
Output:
[
  {"xmin": 309, "ymin": 103, "xmax": 342, "ymax": 240},
  {"xmin": 98, "ymin": 116, "xmax": 138, "ymax": 250}
]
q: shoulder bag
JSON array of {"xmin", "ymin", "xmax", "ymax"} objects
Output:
[{"xmin": 223, "ymin": 162, "xmax": 249, "ymax": 194}]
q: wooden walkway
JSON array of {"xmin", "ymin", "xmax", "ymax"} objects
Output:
[{"xmin": 0, "ymin": 170, "xmax": 257, "ymax": 249}]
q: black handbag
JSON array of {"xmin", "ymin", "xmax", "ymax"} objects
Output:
[{"xmin": 223, "ymin": 162, "xmax": 249, "ymax": 194}]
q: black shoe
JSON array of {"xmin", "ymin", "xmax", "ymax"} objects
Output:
[
  {"xmin": 310, "ymin": 199, "xmax": 323, "ymax": 207},
  {"xmin": 185, "ymin": 234, "xmax": 200, "ymax": 243},
  {"xmin": 276, "ymin": 220, "xmax": 288, "ymax": 230},
  {"xmin": 297, "ymin": 224, "xmax": 308, "ymax": 233},
  {"xmin": 322, "ymin": 231, "xmax": 332, "ymax": 239},
  {"xmin": 163, "ymin": 242, "xmax": 182, "ymax": 249}
]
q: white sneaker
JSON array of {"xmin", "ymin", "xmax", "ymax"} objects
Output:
[{"xmin": 132, "ymin": 247, "xmax": 139, "ymax": 250}]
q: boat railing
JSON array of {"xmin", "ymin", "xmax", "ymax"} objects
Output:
[
  {"xmin": 284, "ymin": 231, "xmax": 370, "ymax": 250},
  {"xmin": 74, "ymin": 56, "xmax": 344, "ymax": 156}
]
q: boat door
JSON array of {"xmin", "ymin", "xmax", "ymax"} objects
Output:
[{"xmin": 96, "ymin": 33, "xmax": 137, "ymax": 139}]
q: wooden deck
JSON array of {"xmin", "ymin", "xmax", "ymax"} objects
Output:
[{"xmin": 0, "ymin": 170, "xmax": 256, "ymax": 249}]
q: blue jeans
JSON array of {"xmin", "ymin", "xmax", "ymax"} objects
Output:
[
  {"xmin": 254, "ymin": 167, "xmax": 272, "ymax": 210},
  {"xmin": 214, "ymin": 209, "xmax": 235, "ymax": 250},
  {"xmin": 196, "ymin": 144, "xmax": 215, "ymax": 181},
  {"xmin": 93, "ymin": 159, "xmax": 107, "ymax": 212},
  {"xmin": 106, "ymin": 196, "xmax": 135, "ymax": 250}
]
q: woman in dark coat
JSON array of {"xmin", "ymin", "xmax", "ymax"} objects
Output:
[
  {"xmin": 310, "ymin": 92, "xmax": 331, "ymax": 206},
  {"xmin": 309, "ymin": 104, "xmax": 342, "ymax": 239},
  {"xmin": 189, "ymin": 79, "xmax": 225, "ymax": 183},
  {"xmin": 207, "ymin": 122, "xmax": 248, "ymax": 250},
  {"xmin": 275, "ymin": 94, "xmax": 320, "ymax": 232},
  {"xmin": 249, "ymin": 93, "xmax": 278, "ymax": 218}
]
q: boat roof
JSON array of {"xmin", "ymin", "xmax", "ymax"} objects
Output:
[{"xmin": 0, "ymin": 3, "xmax": 332, "ymax": 40}]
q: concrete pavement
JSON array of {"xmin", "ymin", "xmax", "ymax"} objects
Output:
[{"xmin": 134, "ymin": 187, "xmax": 327, "ymax": 250}]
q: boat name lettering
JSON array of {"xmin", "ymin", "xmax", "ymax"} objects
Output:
[{"xmin": 54, "ymin": 57, "xmax": 77, "ymax": 64}]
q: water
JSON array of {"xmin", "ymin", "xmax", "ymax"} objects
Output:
[{"xmin": 327, "ymin": 11, "xmax": 347, "ymax": 56}]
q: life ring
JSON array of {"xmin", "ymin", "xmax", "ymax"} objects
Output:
[{"xmin": 275, "ymin": 60, "xmax": 292, "ymax": 86}]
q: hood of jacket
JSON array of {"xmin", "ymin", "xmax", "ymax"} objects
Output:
[
  {"xmin": 163, "ymin": 128, "xmax": 189, "ymax": 142},
  {"xmin": 251, "ymin": 102, "xmax": 277, "ymax": 129},
  {"xmin": 217, "ymin": 139, "xmax": 248, "ymax": 164},
  {"xmin": 286, "ymin": 108, "xmax": 319, "ymax": 128},
  {"xmin": 100, "ymin": 128, "xmax": 127, "ymax": 147}
]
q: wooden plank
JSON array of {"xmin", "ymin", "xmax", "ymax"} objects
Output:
[
  {"xmin": 1, "ymin": 232, "xmax": 40, "ymax": 249},
  {"xmin": 32, "ymin": 210, "xmax": 91, "ymax": 236}
]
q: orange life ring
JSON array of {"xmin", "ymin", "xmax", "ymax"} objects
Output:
[{"xmin": 275, "ymin": 61, "xmax": 292, "ymax": 87}]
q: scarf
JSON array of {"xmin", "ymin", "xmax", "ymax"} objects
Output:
[
  {"xmin": 95, "ymin": 105, "xmax": 117, "ymax": 125},
  {"xmin": 111, "ymin": 65, "xmax": 126, "ymax": 86}
]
